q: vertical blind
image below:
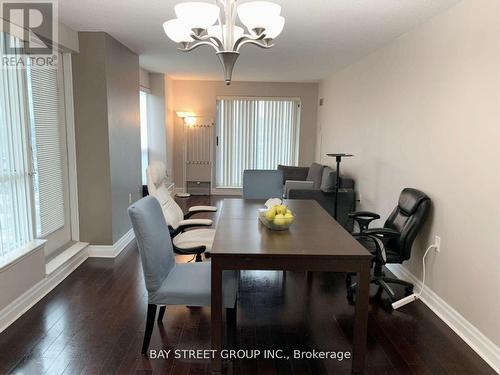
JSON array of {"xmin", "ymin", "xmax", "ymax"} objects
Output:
[
  {"xmin": 27, "ymin": 64, "xmax": 65, "ymax": 237},
  {"xmin": 216, "ymin": 97, "xmax": 300, "ymax": 188},
  {"xmin": 0, "ymin": 33, "xmax": 34, "ymax": 256}
]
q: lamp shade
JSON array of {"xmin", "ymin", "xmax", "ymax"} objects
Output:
[
  {"xmin": 265, "ymin": 16, "xmax": 285, "ymax": 39},
  {"xmin": 163, "ymin": 19, "xmax": 194, "ymax": 43},
  {"xmin": 174, "ymin": 2, "xmax": 220, "ymax": 30},
  {"xmin": 237, "ymin": 1, "xmax": 281, "ymax": 31},
  {"xmin": 208, "ymin": 24, "xmax": 244, "ymax": 43}
]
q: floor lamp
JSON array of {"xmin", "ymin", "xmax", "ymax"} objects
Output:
[{"xmin": 326, "ymin": 153, "xmax": 354, "ymax": 220}]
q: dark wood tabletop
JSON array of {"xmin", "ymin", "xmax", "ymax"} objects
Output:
[
  {"xmin": 211, "ymin": 199, "xmax": 372, "ymax": 374},
  {"xmin": 213, "ymin": 199, "xmax": 371, "ymax": 258}
]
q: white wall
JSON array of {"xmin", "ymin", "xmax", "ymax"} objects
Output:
[
  {"xmin": 165, "ymin": 75, "xmax": 175, "ymax": 183},
  {"xmin": 147, "ymin": 73, "xmax": 167, "ymax": 166},
  {"xmin": 317, "ymin": 0, "xmax": 500, "ymax": 348}
]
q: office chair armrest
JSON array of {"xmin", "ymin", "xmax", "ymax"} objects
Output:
[
  {"xmin": 353, "ymin": 228, "xmax": 399, "ymax": 264},
  {"xmin": 184, "ymin": 205, "xmax": 217, "ymax": 219},
  {"xmin": 178, "ymin": 219, "xmax": 213, "ymax": 228},
  {"xmin": 363, "ymin": 227, "xmax": 400, "ymax": 238},
  {"xmin": 169, "ymin": 219, "xmax": 213, "ymax": 237},
  {"xmin": 348, "ymin": 211, "xmax": 381, "ymax": 232},
  {"xmin": 172, "ymin": 244, "xmax": 206, "ymax": 255}
]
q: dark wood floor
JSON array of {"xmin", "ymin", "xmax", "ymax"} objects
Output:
[{"xmin": 0, "ymin": 196, "xmax": 494, "ymax": 375}]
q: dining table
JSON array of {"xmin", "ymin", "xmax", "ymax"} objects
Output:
[{"xmin": 210, "ymin": 198, "xmax": 372, "ymax": 373}]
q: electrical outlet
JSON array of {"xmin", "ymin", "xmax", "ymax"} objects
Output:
[
  {"xmin": 128, "ymin": 193, "xmax": 132, "ymax": 204},
  {"xmin": 434, "ymin": 235, "xmax": 441, "ymax": 252}
]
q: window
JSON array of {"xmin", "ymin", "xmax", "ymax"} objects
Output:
[
  {"xmin": 27, "ymin": 65, "xmax": 66, "ymax": 237},
  {"xmin": 1, "ymin": 32, "xmax": 72, "ymax": 259},
  {"xmin": 0, "ymin": 40, "xmax": 34, "ymax": 256},
  {"xmin": 140, "ymin": 90, "xmax": 149, "ymax": 186},
  {"xmin": 216, "ymin": 97, "xmax": 301, "ymax": 188}
]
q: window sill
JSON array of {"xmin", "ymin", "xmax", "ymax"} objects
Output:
[{"xmin": 0, "ymin": 240, "xmax": 46, "ymax": 272}]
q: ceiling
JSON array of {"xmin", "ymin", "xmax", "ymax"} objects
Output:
[{"xmin": 59, "ymin": 0, "xmax": 461, "ymax": 82}]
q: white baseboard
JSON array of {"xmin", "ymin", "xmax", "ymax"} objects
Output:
[
  {"xmin": 87, "ymin": 228, "xmax": 135, "ymax": 258},
  {"xmin": 387, "ymin": 264, "xmax": 500, "ymax": 373},
  {"xmin": 0, "ymin": 242, "xmax": 89, "ymax": 334}
]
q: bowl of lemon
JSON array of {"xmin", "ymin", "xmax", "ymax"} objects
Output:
[{"xmin": 259, "ymin": 200, "xmax": 295, "ymax": 231}]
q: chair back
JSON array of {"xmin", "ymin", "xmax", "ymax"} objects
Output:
[
  {"xmin": 128, "ymin": 196, "xmax": 176, "ymax": 293},
  {"xmin": 146, "ymin": 162, "xmax": 184, "ymax": 229},
  {"xmin": 385, "ymin": 188, "xmax": 431, "ymax": 260},
  {"xmin": 243, "ymin": 169, "xmax": 284, "ymax": 199}
]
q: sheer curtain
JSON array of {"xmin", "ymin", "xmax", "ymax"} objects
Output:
[
  {"xmin": 216, "ymin": 97, "xmax": 301, "ymax": 188},
  {"xmin": 0, "ymin": 33, "xmax": 34, "ymax": 257}
]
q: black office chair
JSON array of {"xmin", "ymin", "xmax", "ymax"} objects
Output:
[{"xmin": 346, "ymin": 188, "xmax": 431, "ymax": 305}]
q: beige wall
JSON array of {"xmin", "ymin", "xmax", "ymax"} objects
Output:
[
  {"xmin": 317, "ymin": 0, "xmax": 500, "ymax": 346},
  {"xmin": 171, "ymin": 80, "xmax": 319, "ymax": 187},
  {"xmin": 72, "ymin": 32, "xmax": 141, "ymax": 245},
  {"xmin": 0, "ymin": 245, "xmax": 45, "ymax": 312},
  {"xmin": 72, "ymin": 32, "xmax": 113, "ymax": 245},
  {"xmin": 105, "ymin": 34, "xmax": 141, "ymax": 243}
]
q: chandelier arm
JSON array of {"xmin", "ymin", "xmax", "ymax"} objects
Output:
[
  {"xmin": 232, "ymin": 32, "xmax": 267, "ymax": 51},
  {"xmin": 189, "ymin": 28, "xmax": 224, "ymax": 49},
  {"xmin": 179, "ymin": 40, "xmax": 221, "ymax": 53},
  {"xmin": 235, "ymin": 39, "xmax": 274, "ymax": 52}
]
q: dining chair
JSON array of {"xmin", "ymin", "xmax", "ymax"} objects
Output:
[
  {"xmin": 128, "ymin": 196, "xmax": 238, "ymax": 355},
  {"xmin": 242, "ymin": 169, "xmax": 284, "ymax": 199},
  {"xmin": 147, "ymin": 161, "xmax": 217, "ymax": 260}
]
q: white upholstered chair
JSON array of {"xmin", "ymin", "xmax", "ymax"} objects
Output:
[{"xmin": 146, "ymin": 162, "xmax": 217, "ymax": 261}]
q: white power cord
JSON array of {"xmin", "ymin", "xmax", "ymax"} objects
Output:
[{"xmin": 392, "ymin": 243, "xmax": 438, "ymax": 309}]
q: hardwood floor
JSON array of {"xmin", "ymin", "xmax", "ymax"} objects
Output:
[{"xmin": 0, "ymin": 196, "xmax": 494, "ymax": 375}]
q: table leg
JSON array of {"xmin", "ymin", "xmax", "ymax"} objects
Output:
[
  {"xmin": 352, "ymin": 261, "xmax": 370, "ymax": 373},
  {"xmin": 211, "ymin": 259, "xmax": 223, "ymax": 373}
]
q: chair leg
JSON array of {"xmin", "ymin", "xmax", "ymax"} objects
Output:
[
  {"xmin": 142, "ymin": 304, "xmax": 157, "ymax": 355},
  {"xmin": 226, "ymin": 306, "xmax": 237, "ymax": 349},
  {"xmin": 379, "ymin": 280, "xmax": 396, "ymax": 300},
  {"xmin": 157, "ymin": 306, "xmax": 166, "ymax": 323}
]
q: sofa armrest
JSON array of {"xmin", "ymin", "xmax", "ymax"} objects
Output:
[
  {"xmin": 284, "ymin": 180, "xmax": 314, "ymax": 198},
  {"xmin": 278, "ymin": 165, "xmax": 309, "ymax": 183}
]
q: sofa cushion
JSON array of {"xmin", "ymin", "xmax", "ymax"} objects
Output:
[
  {"xmin": 306, "ymin": 163, "xmax": 324, "ymax": 188},
  {"xmin": 320, "ymin": 167, "xmax": 336, "ymax": 191},
  {"xmin": 277, "ymin": 165, "xmax": 309, "ymax": 184}
]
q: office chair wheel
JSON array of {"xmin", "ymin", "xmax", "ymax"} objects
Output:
[
  {"xmin": 383, "ymin": 299, "xmax": 393, "ymax": 311},
  {"xmin": 404, "ymin": 286, "xmax": 414, "ymax": 296}
]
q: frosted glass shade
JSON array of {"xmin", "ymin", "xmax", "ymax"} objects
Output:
[
  {"xmin": 208, "ymin": 24, "xmax": 244, "ymax": 43},
  {"xmin": 265, "ymin": 16, "xmax": 285, "ymax": 39},
  {"xmin": 174, "ymin": 2, "xmax": 220, "ymax": 30},
  {"xmin": 237, "ymin": 1, "xmax": 281, "ymax": 31},
  {"xmin": 163, "ymin": 19, "xmax": 194, "ymax": 43}
]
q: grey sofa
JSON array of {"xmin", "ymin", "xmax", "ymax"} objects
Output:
[{"xmin": 278, "ymin": 163, "xmax": 356, "ymax": 232}]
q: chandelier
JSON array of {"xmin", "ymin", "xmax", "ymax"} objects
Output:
[{"xmin": 163, "ymin": 1, "xmax": 285, "ymax": 85}]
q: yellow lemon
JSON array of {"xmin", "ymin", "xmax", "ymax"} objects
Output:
[
  {"xmin": 273, "ymin": 213, "xmax": 286, "ymax": 226},
  {"xmin": 265, "ymin": 209, "xmax": 276, "ymax": 221},
  {"xmin": 286, "ymin": 209, "xmax": 293, "ymax": 216},
  {"xmin": 283, "ymin": 212, "xmax": 294, "ymax": 225},
  {"xmin": 277, "ymin": 205, "xmax": 287, "ymax": 215}
]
